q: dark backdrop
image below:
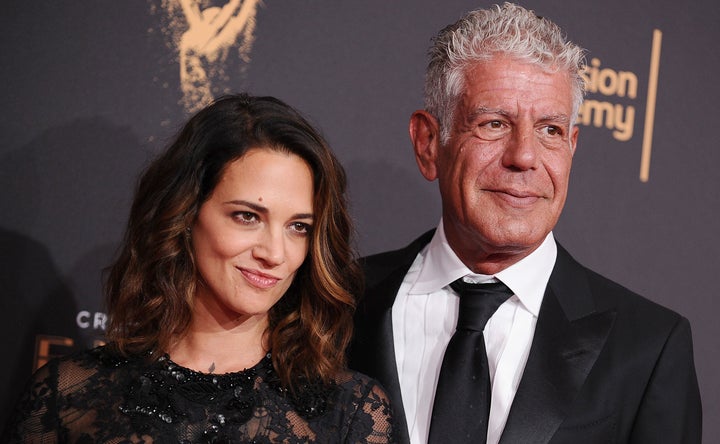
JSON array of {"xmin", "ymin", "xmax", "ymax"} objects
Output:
[{"xmin": 2, "ymin": 1, "xmax": 717, "ymax": 440}]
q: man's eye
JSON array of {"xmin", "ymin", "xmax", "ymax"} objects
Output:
[
  {"xmin": 545, "ymin": 125, "xmax": 562, "ymax": 136},
  {"xmin": 486, "ymin": 120, "xmax": 503, "ymax": 129}
]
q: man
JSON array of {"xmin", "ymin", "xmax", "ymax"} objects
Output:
[{"xmin": 349, "ymin": 3, "xmax": 701, "ymax": 444}]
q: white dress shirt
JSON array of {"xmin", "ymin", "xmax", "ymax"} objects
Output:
[{"xmin": 392, "ymin": 221, "xmax": 557, "ymax": 444}]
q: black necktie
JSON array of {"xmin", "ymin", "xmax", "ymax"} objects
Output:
[{"xmin": 427, "ymin": 278, "xmax": 513, "ymax": 443}]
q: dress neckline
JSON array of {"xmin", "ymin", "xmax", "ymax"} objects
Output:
[{"xmin": 159, "ymin": 352, "xmax": 273, "ymax": 380}]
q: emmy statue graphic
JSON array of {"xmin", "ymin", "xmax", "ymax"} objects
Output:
[{"xmin": 156, "ymin": 0, "xmax": 261, "ymax": 113}]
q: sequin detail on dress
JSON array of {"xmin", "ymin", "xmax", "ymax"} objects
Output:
[{"xmin": 3, "ymin": 347, "xmax": 395, "ymax": 443}]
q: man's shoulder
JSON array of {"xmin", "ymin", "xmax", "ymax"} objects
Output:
[
  {"xmin": 586, "ymin": 264, "xmax": 684, "ymax": 324},
  {"xmin": 360, "ymin": 229, "xmax": 435, "ymax": 286},
  {"xmin": 557, "ymin": 245, "xmax": 685, "ymax": 327}
]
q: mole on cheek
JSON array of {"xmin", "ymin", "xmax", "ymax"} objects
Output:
[{"xmin": 258, "ymin": 197, "xmax": 263, "ymax": 202}]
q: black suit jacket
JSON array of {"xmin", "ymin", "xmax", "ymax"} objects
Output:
[{"xmin": 349, "ymin": 230, "xmax": 702, "ymax": 443}]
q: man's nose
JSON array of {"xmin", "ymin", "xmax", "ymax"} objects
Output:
[{"xmin": 502, "ymin": 124, "xmax": 539, "ymax": 171}]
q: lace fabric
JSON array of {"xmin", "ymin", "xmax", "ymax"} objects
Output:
[{"xmin": 3, "ymin": 347, "xmax": 394, "ymax": 443}]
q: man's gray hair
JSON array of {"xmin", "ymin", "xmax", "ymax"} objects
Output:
[{"xmin": 425, "ymin": 2, "xmax": 586, "ymax": 143}]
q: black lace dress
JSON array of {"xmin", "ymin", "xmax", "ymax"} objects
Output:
[{"xmin": 3, "ymin": 347, "xmax": 394, "ymax": 443}]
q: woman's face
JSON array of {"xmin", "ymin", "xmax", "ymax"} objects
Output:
[{"xmin": 191, "ymin": 148, "xmax": 314, "ymax": 327}]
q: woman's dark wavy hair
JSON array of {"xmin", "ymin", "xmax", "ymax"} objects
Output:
[{"xmin": 105, "ymin": 93, "xmax": 361, "ymax": 390}]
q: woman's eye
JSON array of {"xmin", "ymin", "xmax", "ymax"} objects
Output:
[
  {"xmin": 289, "ymin": 222, "xmax": 311, "ymax": 235},
  {"xmin": 233, "ymin": 212, "xmax": 258, "ymax": 224}
]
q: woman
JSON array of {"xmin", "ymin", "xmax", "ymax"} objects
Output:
[{"xmin": 4, "ymin": 94, "xmax": 394, "ymax": 443}]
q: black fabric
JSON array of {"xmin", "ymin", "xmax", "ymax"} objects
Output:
[
  {"xmin": 428, "ymin": 279, "xmax": 512, "ymax": 443},
  {"xmin": 352, "ymin": 233, "xmax": 701, "ymax": 444},
  {"xmin": 3, "ymin": 346, "xmax": 395, "ymax": 443}
]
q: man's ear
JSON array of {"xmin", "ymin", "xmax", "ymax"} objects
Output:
[
  {"xmin": 409, "ymin": 110, "xmax": 441, "ymax": 181},
  {"xmin": 570, "ymin": 124, "xmax": 579, "ymax": 156}
]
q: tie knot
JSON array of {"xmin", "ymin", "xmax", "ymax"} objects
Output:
[{"xmin": 450, "ymin": 278, "xmax": 513, "ymax": 331}]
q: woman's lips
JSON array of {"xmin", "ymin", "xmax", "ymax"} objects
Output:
[{"xmin": 239, "ymin": 268, "xmax": 280, "ymax": 289}]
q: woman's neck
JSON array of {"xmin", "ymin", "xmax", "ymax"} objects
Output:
[{"xmin": 168, "ymin": 312, "xmax": 270, "ymax": 374}]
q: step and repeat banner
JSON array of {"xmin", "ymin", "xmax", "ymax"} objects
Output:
[{"xmin": 2, "ymin": 1, "xmax": 718, "ymax": 439}]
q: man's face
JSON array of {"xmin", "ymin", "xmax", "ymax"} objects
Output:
[{"xmin": 416, "ymin": 56, "xmax": 578, "ymax": 272}]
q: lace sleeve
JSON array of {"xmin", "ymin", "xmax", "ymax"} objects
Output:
[
  {"xmin": 345, "ymin": 378, "xmax": 395, "ymax": 444},
  {"xmin": 2, "ymin": 361, "xmax": 60, "ymax": 443}
]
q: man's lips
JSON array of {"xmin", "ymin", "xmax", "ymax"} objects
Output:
[
  {"xmin": 486, "ymin": 189, "xmax": 543, "ymax": 205},
  {"xmin": 238, "ymin": 268, "xmax": 281, "ymax": 289}
]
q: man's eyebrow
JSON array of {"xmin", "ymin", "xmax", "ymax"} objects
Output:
[
  {"xmin": 468, "ymin": 108, "xmax": 571, "ymax": 124},
  {"xmin": 468, "ymin": 106, "xmax": 510, "ymax": 120},
  {"xmin": 539, "ymin": 114, "xmax": 571, "ymax": 124}
]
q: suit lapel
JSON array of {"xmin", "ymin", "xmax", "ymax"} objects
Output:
[
  {"xmin": 363, "ymin": 263, "xmax": 412, "ymax": 413},
  {"xmin": 353, "ymin": 230, "xmax": 435, "ymax": 444},
  {"xmin": 499, "ymin": 245, "xmax": 616, "ymax": 444}
]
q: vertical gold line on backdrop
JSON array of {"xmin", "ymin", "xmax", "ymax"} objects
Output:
[{"xmin": 640, "ymin": 29, "xmax": 663, "ymax": 182}]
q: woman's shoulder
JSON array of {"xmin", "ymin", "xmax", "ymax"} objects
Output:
[
  {"xmin": 333, "ymin": 368, "xmax": 393, "ymax": 407},
  {"xmin": 281, "ymin": 368, "xmax": 393, "ymax": 420},
  {"xmin": 330, "ymin": 369, "xmax": 395, "ymax": 442},
  {"xmin": 43, "ymin": 345, "xmax": 125, "ymax": 371},
  {"xmin": 34, "ymin": 345, "xmax": 142, "ymax": 392},
  {"xmin": 3, "ymin": 347, "xmax": 150, "ymax": 442},
  {"xmin": 335, "ymin": 368, "xmax": 386, "ymax": 389}
]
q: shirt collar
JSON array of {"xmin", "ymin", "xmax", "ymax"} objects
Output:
[
  {"xmin": 409, "ymin": 220, "xmax": 471, "ymax": 294},
  {"xmin": 409, "ymin": 220, "xmax": 556, "ymax": 317}
]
